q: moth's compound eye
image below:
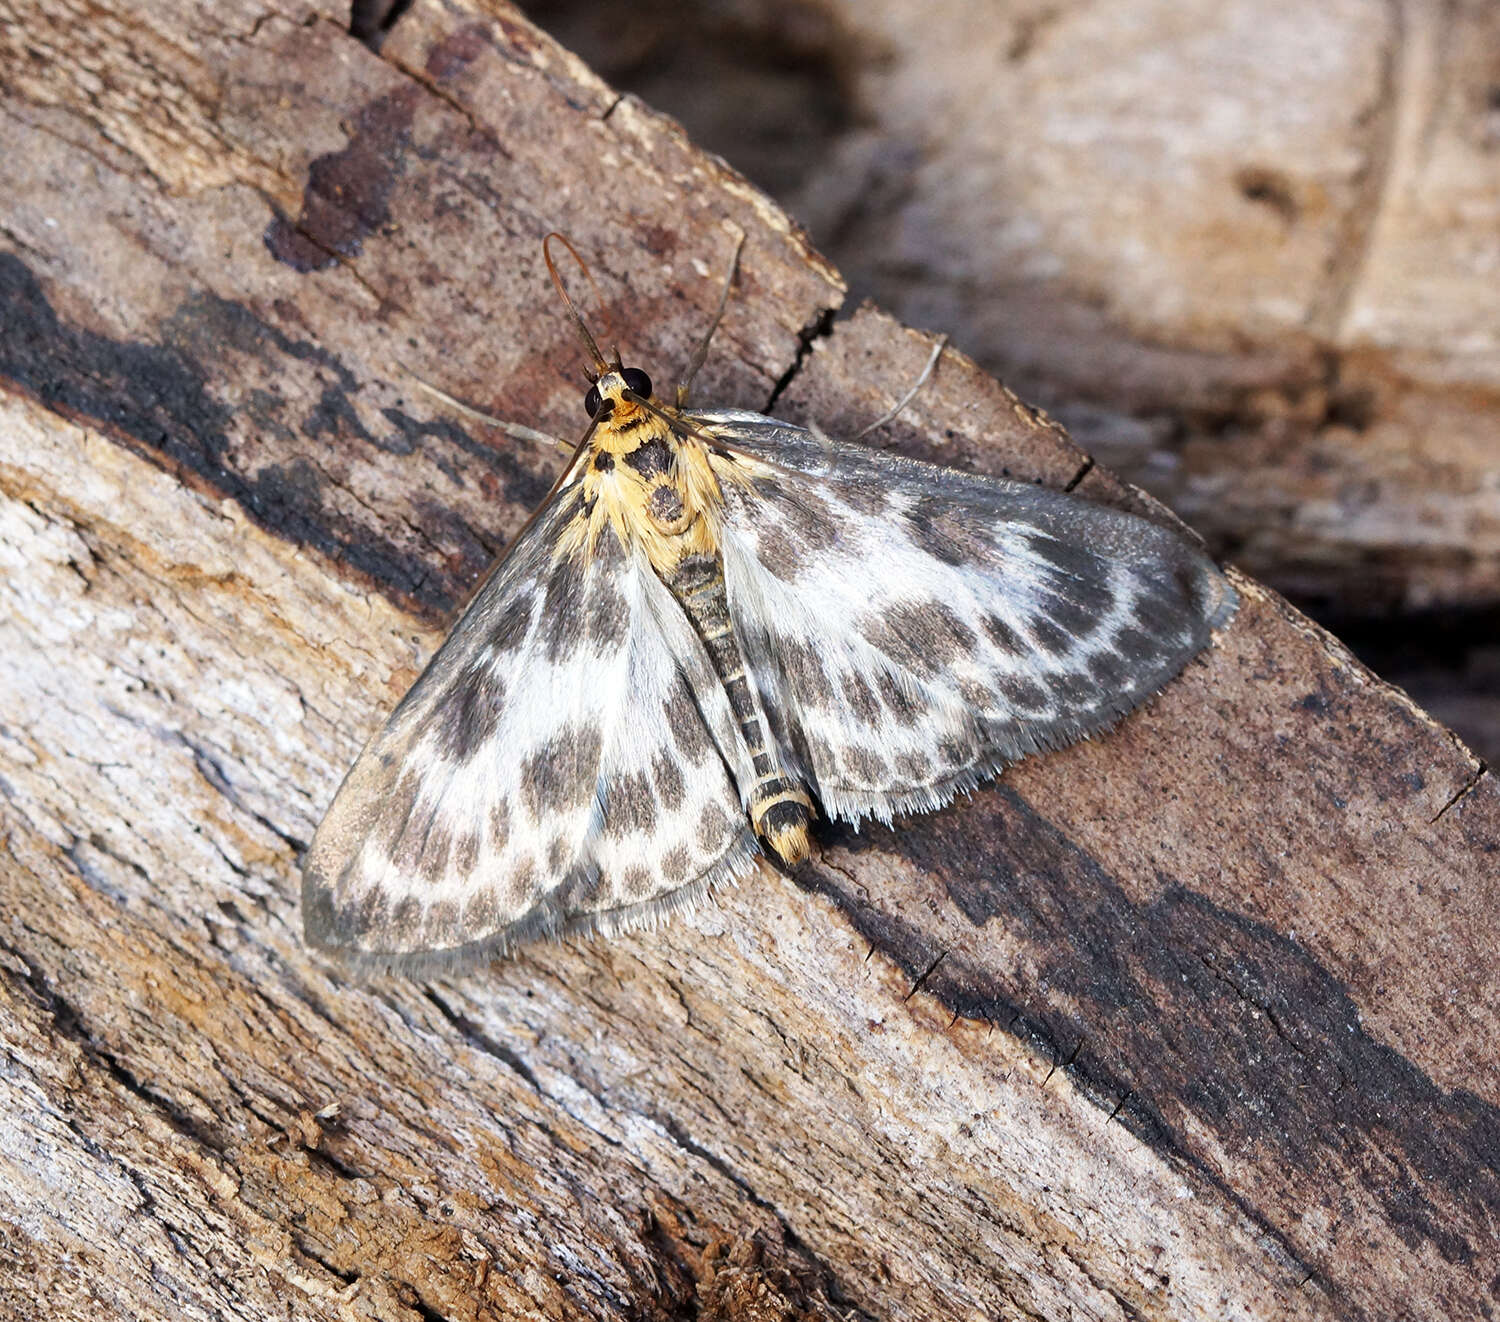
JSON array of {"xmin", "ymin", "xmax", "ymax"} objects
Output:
[
  {"xmin": 584, "ymin": 384, "xmax": 602, "ymax": 418},
  {"xmin": 621, "ymin": 367, "xmax": 653, "ymax": 399}
]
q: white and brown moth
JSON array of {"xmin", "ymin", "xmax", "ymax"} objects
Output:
[{"xmin": 304, "ymin": 236, "xmax": 1237, "ymax": 972}]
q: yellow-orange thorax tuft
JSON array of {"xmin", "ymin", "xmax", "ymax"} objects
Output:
[{"xmin": 561, "ymin": 374, "xmax": 727, "ymax": 576}]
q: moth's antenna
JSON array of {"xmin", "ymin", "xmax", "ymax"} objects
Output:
[
  {"xmin": 677, "ymin": 229, "xmax": 746, "ymax": 408},
  {"xmin": 397, "ymin": 361, "xmax": 575, "ymax": 454},
  {"xmin": 852, "ymin": 335, "xmax": 948, "ymax": 442},
  {"xmin": 543, "ymin": 233, "xmax": 615, "ymax": 374}
]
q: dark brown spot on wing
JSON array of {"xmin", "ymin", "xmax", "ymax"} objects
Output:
[
  {"xmin": 489, "ymin": 798, "xmax": 511, "ymax": 850},
  {"xmin": 776, "ymin": 488, "xmax": 839, "ymax": 551},
  {"xmin": 664, "ymin": 679, "xmax": 712, "ymax": 761},
  {"xmin": 1043, "ymin": 566, "xmax": 1114, "ymax": 615},
  {"xmin": 996, "ymin": 673, "xmax": 1051, "ymax": 710},
  {"xmin": 451, "ymin": 829, "xmax": 481, "ymax": 875},
  {"xmin": 378, "ymin": 771, "xmax": 424, "ymax": 854},
  {"xmin": 621, "ymin": 865, "xmax": 655, "ymax": 901},
  {"xmin": 782, "ymin": 640, "xmax": 832, "ymax": 707},
  {"xmin": 877, "ymin": 670, "xmax": 922, "ymax": 725},
  {"xmin": 864, "ymin": 601, "xmax": 976, "ymax": 676},
  {"xmin": 1116, "ymin": 625, "xmax": 1162, "ymax": 662},
  {"xmin": 753, "ymin": 523, "xmax": 802, "ymax": 582},
  {"xmin": 426, "ymin": 898, "xmax": 459, "ymax": 936},
  {"xmin": 462, "ymin": 887, "xmax": 500, "ymax": 932},
  {"xmin": 894, "ymin": 750, "xmax": 932, "ymax": 782},
  {"xmin": 392, "ymin": 798, "xmax": 439, "ymax": 873},
  {"xmin": 1137, "ymin": 576, "xmax": 1194, "ymax": 625},
  {"xmin": 938, "ymin": 737, "xmax": 974, "ymax": 768},
  {"xmin": 958, "ymin": 677, "xmax": 994, "ymax": 709},
  {"xmin": 389, "ymin": 896, "xmax": 423, "ymax": 942},
  {"xmin": 606, "ymin": 770, "xmax": 657, "ymax": 837},
  {"xmin": 354, "ymin": 886, "xmax": 390, "ymax": 936},
  {"xmin": 1028, "ymin": 615, "xmax": 1075, "ymax": 658},
  {"xmin": 908, "ymin": 497, "xmax": 991, "ymax": 567},
  {"xmin": 1040, "ymin": 590, "xmax": 1106, "ymax": 640},
  {"xmin": 801, "ymin": 730, "xmax": 835, "ymax": 770},
  {"xmin": 1026, "ymin": 533, "xmax": 1098, "ymax": 580},
  {"xmin": 833, "ymin": 477, "xmax": 889, "ymax": 516},
  {"xmin": 585, "ymin": 575, "xmax": 628, "ymax": 644},
  {"xmin": 1088, "ymin": 651, "xmax": 1130, "ymax": 688},
  {"xmin": 651, "ymin": 752, "xmax": 686, "ymax": 810},
  {"xmin": 661, "ymin": 847, "xmax": 691, "ymax": 885},
  {"xmin": 507, "ymin": 855, "xmax": 538, "ymax": 908},
  {"xmin": 840, "ymin": 671, "xmax": 881, "ymax": 724},
  {"xmin": 439, "ymin": 661, "xmax": 507, "ymax": 761},
  {"xmin": 1049, "ymin": 670, "xmax": 1095, "ymax": 706},
  {"xmin": 842, "ymin": 746, "xmax": 888, "ymax": 784},
  {"xmin": 418, "ymin": 824, "xmax": 453, "ymax": 883},
  {"xmin": 539, "ymin": 554, "xmax": 582, "ymax": 663},
  {"xmin": 521, "ymin": 726, "xmax": 603, "ymax": 818},
  {"xmin": 983, "ymin": 613, "xmax": 1026, "ymax": 655},
  {"xmin": 488, "ymin": 591, "xmax": 534, "ymax": 654},
  {"xmin": 698, "ymin": 804, "xmax": 732, "ymax": 852}
]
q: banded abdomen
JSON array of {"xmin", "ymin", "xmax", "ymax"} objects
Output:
[{"xmin": 664, "ymin": 552, "xmax": 814, "ymax": 862}]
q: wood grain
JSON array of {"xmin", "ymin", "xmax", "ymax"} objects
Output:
[{"xmin": 1, "ymin": 2, "xmax": 1495, "ymax": 1319}]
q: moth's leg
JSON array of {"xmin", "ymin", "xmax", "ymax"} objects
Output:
[
  {"xmin": 850, "ymin": 334, "xmax": 949, "ymax": 442},
  {"xmin": 401, "ymin": 364, "xmax": 575, "ymax": 454},
  {"xmin": 676, "ymin": 230, "xmax": 746, "ymax": 409}
]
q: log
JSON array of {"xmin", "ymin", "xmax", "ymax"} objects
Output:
[
  {"xmin": 0, "ymin": 2, "xmax": 1495, "ymax": 1319},
  {"xmin": 534, "ymin": 0, "xmax": 1500, "ymax": 760}
]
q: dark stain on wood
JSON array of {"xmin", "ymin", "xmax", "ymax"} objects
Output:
[
  {"xmin": 799, "ymin": 786, "xmax": 1500, "ymax": 1279},
  {"xmin": 424, "ymin": 21, "xmax": 492, "ymax": 80},
  {"xmin": 264, "ymin": 87, "xmax": 421, "ymax": 272},
  {"xmin": 0, "ymin": 254, "xmax": 548, "ymax": 611}
]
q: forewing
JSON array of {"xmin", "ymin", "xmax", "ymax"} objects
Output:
[
  {"xmin": 695, "ymin": 410, "xmax": 1237, "ymax": 824},
  {"xmin": 303, "ymin": 499, "xmax": 755, "ymax": 973}
]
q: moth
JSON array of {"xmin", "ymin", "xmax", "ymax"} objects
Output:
[{"xmin": 304, "ymin": 235, "xmax": 1236, "ymax": 972}]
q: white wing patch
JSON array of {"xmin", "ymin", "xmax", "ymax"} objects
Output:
[
  {"xmin": 697, "ymin": 411, "xmax": 1237, "ymax": 825},
  {"xmin": 303, "ymin": 500, "xmax": 756, "ymax": 972}
]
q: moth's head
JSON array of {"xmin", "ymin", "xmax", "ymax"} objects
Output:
[{"xmin": 584, "ymin": 365, "xmax": 653, "ymax": 420}]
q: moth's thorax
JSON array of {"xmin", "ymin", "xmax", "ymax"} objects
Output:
[{"xmin": 564, "ymin": 393, "xmax": 725, "ymax": 575}]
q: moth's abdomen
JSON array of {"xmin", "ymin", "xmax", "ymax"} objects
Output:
[{"xmin": 665, "ymin": 552, "xmax": 814, "ymax": 862}]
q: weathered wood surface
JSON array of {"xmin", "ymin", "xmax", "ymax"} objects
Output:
[{"xmin": 0, "ymin": 2, "xmax": 1496, "ymax": 1319}]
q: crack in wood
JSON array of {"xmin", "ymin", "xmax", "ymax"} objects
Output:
[
  {"xmin": 902, "ymin": 948, "xmax": 946, "ymax": 1003},
  {"xmin": 1314, "ymin": 0, "xmax": 1430, "ymax": 342},
  {"xmin": 422, "ymin": 986, "xmax": 543, "ymax": 1094},
  {"xmin": 1063, "ymin": 455, "xmax": 1095, "ymax": 493},
  {"xmin": 764, "ymin": 304, "xmax": 839, "ymax": 413},
  {"xmin": 1431, "ymin": 760, "xmax": 1488, "ymax": 825}
]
